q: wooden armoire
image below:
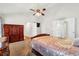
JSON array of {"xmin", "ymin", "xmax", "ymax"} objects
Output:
[{"xmin": 3, "ymin": 24, "xmax": 24, "ymax": 43}]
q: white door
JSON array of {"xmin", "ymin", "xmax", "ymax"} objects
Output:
[
  {"xmin": 0, "ymin": 19, "xmax": 2, "ymax": 37},
  {"xmin": 25, "ymin": 22, "xmax": 37, "ymax": 36},
  {"xmin": 65, "ymin": 17, "xmax": 76, "ymax": 39},
  {"xmin": 32, "ymin": 23, "xmax": 37, "ymax": 36},
  {"xmin": 25, "ymin": 22, "xmax": 32, "ymax": 36},
  {"xmin": 52, "ymin": 20, "xmax": 66, "ymax": 38},
  {"xmin": 52, "ymin": 17, "xmax": 76, "ymax": 39}
]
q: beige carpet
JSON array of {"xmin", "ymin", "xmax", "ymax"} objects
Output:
[
  {"xmin": 9, "ymin": 36, "xmax": 32, "ymax": 56},
  {"xmin": 9, "ymin": 40, "xmax": 32, "ymax": 56},
  {"xmin": 9, "ymin": 41, "xmax": 25, "ymax": 56}
]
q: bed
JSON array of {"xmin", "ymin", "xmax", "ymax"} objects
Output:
[{"xmin": 31, "ymin": 34, "xmax": 79, "ymax": 56}]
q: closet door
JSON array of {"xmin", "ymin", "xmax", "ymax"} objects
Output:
[
  {"xmin": 52, "ymin": 17, "xmax": 76, "ymax": 39},
  {"xmin": 52, "ymin": 20, "xmax": 66, "ymax": 38},
  {"xmin": 65, "ymin": 17, "xmax": 76, "ymax": 38}
]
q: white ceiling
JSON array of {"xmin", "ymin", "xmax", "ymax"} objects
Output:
[
  {"xmin": 0, "ymin": 3, "xmax": 79, "ymax": 15},
  {"xmin": 0, "ymin": 3, "xmax": 56, "ymax": 14}
]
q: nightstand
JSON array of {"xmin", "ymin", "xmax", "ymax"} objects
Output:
[{"xmin": 0, "ymin": 37, "xmax": 10, "ymax": 56}]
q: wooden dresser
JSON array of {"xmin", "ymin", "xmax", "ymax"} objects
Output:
[{"xmin": 3, "ymin": 24, "xmax": 24, "ymax": 43}]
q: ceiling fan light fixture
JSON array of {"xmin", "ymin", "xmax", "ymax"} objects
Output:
[
  {"xmin": 35, "ymin": 13, "xmax": 41, "ymax": 16},
  {"xmin": 30, "ymin": 8, "xmax": 46, "ymax": 16}
]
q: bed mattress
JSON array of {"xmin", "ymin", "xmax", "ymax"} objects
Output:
[{"xmin": 31, "ymin": 36, "xmax": 79, "ymax": 56}]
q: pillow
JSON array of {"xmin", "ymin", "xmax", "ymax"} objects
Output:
[
  {"xmin": 73, "ymin": 38, "xmax": 79, "ymax": 47},
  {"xmin": 31, "ymin": 33, "xmax": 50, "ymax": 39}
]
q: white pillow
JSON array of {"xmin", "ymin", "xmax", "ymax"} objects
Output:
[{"xmin": 73, "ymin": 38, "xmax": 79, "ymax": 47}]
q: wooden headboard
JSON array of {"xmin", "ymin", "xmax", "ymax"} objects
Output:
[{"xmin": 31, "ymin": 34, "xmax": 50, "ymax": 39}]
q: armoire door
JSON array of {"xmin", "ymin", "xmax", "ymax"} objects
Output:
[{"xmin": 3, "ymin": 24, "xmax": 24, "ymax": 43}]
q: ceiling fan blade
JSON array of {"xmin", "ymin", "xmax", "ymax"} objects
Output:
[
  {"xmin": 30, "ymin": 9, "xmax": 35, "ymax": 12},
  {"xmin": 42, "ymin": 8, "xmax": 46, "ymax": 11},
  {"xmin": 33, "ymin": 13, "xmax": 36, "ymax": 15},
  {"xmin": 41, "ymin": 13, "xmax": 45, "ymax": 16}
]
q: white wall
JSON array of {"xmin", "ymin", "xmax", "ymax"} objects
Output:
[
  {"xmin": 2, "ymin": 3, "xmax": 79, "ymax": 37},
  {"xmin": 41, "ymin": 3, "xmax": 79, "ymax": 38},
  {"xmin": 3, "ymin": 13, "xmax": 37, "ymax": 36},
  {"xmin": 3, "ymin": 13, "xmax": 43, "ymax": 36}
]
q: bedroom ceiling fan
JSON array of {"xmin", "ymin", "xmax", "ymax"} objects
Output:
[{"xmin": 30, "ymin": 8, "xmax": 46, "ymax": 16}]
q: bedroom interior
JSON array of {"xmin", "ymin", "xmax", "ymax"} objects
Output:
[{"xmin": 0, "ymin": 3, "xmax": 79, "ymax": 56}]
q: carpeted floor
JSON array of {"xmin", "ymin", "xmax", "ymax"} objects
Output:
[
  {"xmin": 31, "ymin": 53, "xmax": 36, "ymax": 56},
  {"xmin": 9, "ymin": 41, "xmax": 32, "ymax": 56}
]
